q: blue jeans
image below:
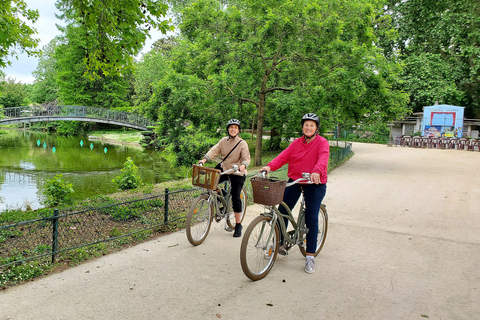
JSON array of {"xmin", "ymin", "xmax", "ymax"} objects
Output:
[{"xmin": 278, "ymin": 182, "xmax": 327, "ymax": 254}]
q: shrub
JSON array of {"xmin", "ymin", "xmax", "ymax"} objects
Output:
[
  {"xmin": 44, "ymin": 174, "xmax": 74, "ymax": 207},
  {"xmin": 112, "ymin": 157, "xmax": 142, "ymax": 190}
]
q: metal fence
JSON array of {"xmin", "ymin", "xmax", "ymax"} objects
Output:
[{"xmin": 0, "ymin": 142, "xmax": 352, "ymax": 269}]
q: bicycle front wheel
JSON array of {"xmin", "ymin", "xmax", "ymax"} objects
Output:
[
  {"xmin": 240, "ymin": 214, "xmax": 279, "ymax": 281},
  {"xmin": 186, "ymin": 194, "xmax": 213, "ymax": 246},
  {"xmin": 299, "ymin": 204, "xmax": 328, "ymax": 257},
  {"xmin": 226, "ymin": 187, "xmax": 247, "ymax": 229}
]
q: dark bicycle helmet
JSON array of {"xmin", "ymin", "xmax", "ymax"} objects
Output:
[
  {"xmin": 226, "ymin": 119, "xmax": 241, "ymax": 130},
  {"xmin": 301, "ymin": 113, "xmax": 320, "ymax": 128}
]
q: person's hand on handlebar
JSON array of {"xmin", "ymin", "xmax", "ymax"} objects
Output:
[
  {"xmin": 259, "ymin": 166, "xmax": 271, "ymax": 175},
  {"xmin": 310, "ymin": 172, "xmax": 321, "ymax": 184},
  {"xmin": 198, "ymin": 158, "xmax": 207, "ymax": 166}
]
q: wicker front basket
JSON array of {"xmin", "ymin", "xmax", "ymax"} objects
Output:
[
  {"xmin": 192, "ymin": 165, "xmax": 221, "ymax": 190},
  {"xmin": 250, "ymin": 176, "xmax": 287, "ymax": 206}
]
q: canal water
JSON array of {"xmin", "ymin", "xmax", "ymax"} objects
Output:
[{"xmin": 0, "ymin": 129, "xmax": 183, "ymax": 212}]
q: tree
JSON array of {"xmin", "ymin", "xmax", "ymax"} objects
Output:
[
  {"xmin": 133, "ymin": 36, "xmax": 179, "ymax": 118},
  {"xmin": 55, "ymin": 23, "xmax": 133, "ymax": 109},
  {"xmin": 31, "ymin": 39, "xmax": 60, "ymax": 104},
  {"xmin": 384, "ymin": 0, "xmax": 480, "ymax": 117},
  {"xmin": 0, "ymin": 78, "xmax": 29, "ymax": 108},
  {"xmin": 173, "ymin": 0, "xmax": 408, "ymax": 165},
  {"xmin": 0, "ymin": 0, "xmax": 40, "ymax": 68},
  {"xmin": 56, "ymin": 0, "xmax": 174, "ymax": 80}
]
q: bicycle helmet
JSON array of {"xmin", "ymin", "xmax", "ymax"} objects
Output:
[
  {"xmin": 301, "ymin": 113, "xmax": 320, "ymax": 128},
  {"xmin": 226, "ymin": 119, "xmax": 241, "ymax": 131}
]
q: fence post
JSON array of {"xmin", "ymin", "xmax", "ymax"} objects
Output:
[
  {"xmin": 165, "ymin": 188, "xmax": 169, "ymax": 223},
  {"xmin": 51, "ymin": 209, "xmax": 59, "ymax": 263}
]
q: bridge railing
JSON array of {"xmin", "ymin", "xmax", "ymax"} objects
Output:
[{"xmin": 1, "ymin": 106, "xmax": 156, "ymax": 129}]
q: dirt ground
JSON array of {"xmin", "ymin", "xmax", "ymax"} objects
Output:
[{"xmin": 1, "ymin": 142, "xmax": 479, "ymax": 320}]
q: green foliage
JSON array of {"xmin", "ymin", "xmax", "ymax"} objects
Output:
[
  {"xmin": 163, "ymin": 128, "xmax": 219, "ymax": 167},
  {"xmin": 0, "ymin": 256, "xmax": 53, "ymax": 286},
  {"xmin": 44, "ymin": 174, "xmax": 74, "ymax": 207},
  {"xmin": 30, "ymin": 39, "xmax": 60, "ymax": 104},
  {"xmin": 112, "ymin": 157, "xmax": 142, "ymax": 190},
  {"xmin": 0, "ymin": 0, "xmax": 41, "ymax": 68},
  {"xmin": 0, "ymin": 78, "xmax": 29, "ymax": 108},
  {"xmin": 384, "ymin": 0, "xmax": 480, "ymax": 117},
  {"xmin": 54, "ymin": 23, "xmax": 134, "ymax": 108},
  {"xmin": 344, "ymin": 122, "xmax": 390, "ymax": 144},
  {"xmin": 162, "ymin": 0, "xmax": 409, "ymax": 166},
  {"xmin": 55, "ymin": 0, "xmax": 173, "ymax": 80},
  {"xmin": 55, "ymin": 121, "xmax": 88, "ymax": 136}
]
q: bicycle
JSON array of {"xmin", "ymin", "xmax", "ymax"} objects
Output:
[
  {"xmin": 186, "ymin": 164, "xmax": 248, "ymax": 246},
  {"xmin": 240, "ymin": 172, "xmax": 328, "ymax": 280}
]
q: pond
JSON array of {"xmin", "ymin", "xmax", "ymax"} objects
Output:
[{"xmin": 0, "ymin": 129, "xmax": 184, "ymax": 212}]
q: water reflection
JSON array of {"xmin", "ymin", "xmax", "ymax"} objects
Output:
[
  {"xmin": 0, "ymin": 129, "xmax": 183, "ymax": 212},
  {"xmin": 0, "ymin": 172, "xmax": 42, "ymax": 211}
]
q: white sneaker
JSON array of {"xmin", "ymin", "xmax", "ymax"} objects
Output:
[{"xmin": 305, "ymin": 257, "xmax": 315, "ymax": 274}]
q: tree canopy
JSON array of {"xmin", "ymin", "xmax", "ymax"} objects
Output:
[
  {"xmin": 55, "ymin": 0, "xmax": 174, "ymax": 80},
  {"xmin": 0, "ymin": 0, "xmax": 40, "ymax": 68},
  {"xmin": 160, "ymin": 0, "xmax": 408, "ymax": 165}
]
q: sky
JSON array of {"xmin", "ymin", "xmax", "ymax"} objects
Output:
[{"xmin": 3, "ymin": 0, "xmax": 167, "ymax": 84}]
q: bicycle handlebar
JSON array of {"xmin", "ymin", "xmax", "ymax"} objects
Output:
[
  {"xmin": 258, "ymin": 171, "xmax": 313, "ymax": 187},
  {"xmin": 197, "ymin": 163, "xmax": 244, "ymax": 175}
]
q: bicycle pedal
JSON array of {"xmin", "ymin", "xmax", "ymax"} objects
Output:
[{"xmin": 225, "ymin": 227, "xmax": 233, "ymax": 232}]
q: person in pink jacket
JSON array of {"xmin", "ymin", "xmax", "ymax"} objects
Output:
[{"xmin": 260, "ymin": 113, "xmax": 329, "ymax": 274}]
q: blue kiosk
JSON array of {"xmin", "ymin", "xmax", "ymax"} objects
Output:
[{"xmin": 421, "ymin": 104, "xmax": 465, "ymax": 138}]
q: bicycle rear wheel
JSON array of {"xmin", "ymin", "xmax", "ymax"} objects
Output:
[
  {"xmin": 226, "ymin": 187, "xmax": 247, "ymax": 229},
  {"xmin": 299, "ymin": 204, "xmax": 328, "ymax": 257},
  {"xmin": 186, "ymin": 194, "xmax": 213, "ymax": 246},
  {"xmin": 240, "ymin": 214, "xmax": 279, "ymax": 281}
]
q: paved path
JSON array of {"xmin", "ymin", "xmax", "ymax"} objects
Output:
[{"xmin": 1, "ymin": 143, "xmax": 479, "ymax": 320}]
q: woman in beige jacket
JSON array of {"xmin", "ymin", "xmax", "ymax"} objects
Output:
[{"xmin": 198, "ymin": 119, "xmax": 250, "ymax": 237}]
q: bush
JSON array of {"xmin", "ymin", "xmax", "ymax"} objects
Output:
[
  {"xmin": 44, "ymin": 174, "xmax": 74, "ymax": 207},
  {"xmin": 112, "ymin": 157, "xmax": 142, "ymax": 190}
]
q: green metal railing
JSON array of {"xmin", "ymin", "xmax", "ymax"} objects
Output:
[{"xmin": 0, "ymin": 142, "xmax": 352, "ymax": 269}]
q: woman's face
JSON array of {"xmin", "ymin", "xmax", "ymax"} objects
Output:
[
  {"xmin": 302, "ymin": 120, "xmax": 317, "ymax": 137},
  {"xmin": 228, "ymin": 124, "xmax": 239, "ymax": 136}
]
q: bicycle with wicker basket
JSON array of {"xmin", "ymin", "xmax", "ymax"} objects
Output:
[
  {"xmin": 186, "ymin": 164, "xmax": 247, "ymax": 246},
  {"xmin": 240, "ymin": 172, "xmax": 328, "ymax": 280}
]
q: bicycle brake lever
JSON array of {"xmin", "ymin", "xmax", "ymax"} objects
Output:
[{"xmin": 302, "ymin": 172, "xmax": 311, "ymax": 180}]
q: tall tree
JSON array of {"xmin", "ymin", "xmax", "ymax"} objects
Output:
[
  {"xmin": 31, "ymin": 39, "xmax": 60, "ymax": 104},
  {"xmin": 384, "ymin": 0, "xmax": 480, "ymax": 116},
  {"xmin": 0, "ymin": 0, "xmax": 40, "ymax": 68},
  {"xmin": 174, "ymin": 0, "xmax": 408, "ymax": 165},
  {"xmin": 55, "ymin": 23, "xmax": 133, "ymax": 109}
]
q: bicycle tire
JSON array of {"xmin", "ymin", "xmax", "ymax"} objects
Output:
[
  {"xmin": 240, "ymin": 214, "xmax": 279, "ymax": 281},
  {"xmin": 299, "ymin": 204, "xmax": 328, "ymax": 257},
  {"xmin": 186, "ymin": 194, "xmax": 213, "ymax": 246},
  {"xmin": 226, "ymin": 187, "xmax": 247, "ymax": 229}
]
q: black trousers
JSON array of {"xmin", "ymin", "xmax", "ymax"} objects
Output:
[{"xmin": 218, "ymin": 174, "xmax": 246, "ymax": 213}]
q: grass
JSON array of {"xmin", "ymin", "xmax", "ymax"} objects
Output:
[{"xmin": 88, "ymin": 129, "xmax": 143, "ymax": 143}]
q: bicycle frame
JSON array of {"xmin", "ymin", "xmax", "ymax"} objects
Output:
[
  {"xmin": 259, "ymin": 191, "xmax": 308, "ymax": 251},
  {"xmin": 208, "ymin": 180, "xmax": 234, "ymax": 224},
  {"xmin": 240, "ymin": 172, "xmax": 328, "ymax": 280}
]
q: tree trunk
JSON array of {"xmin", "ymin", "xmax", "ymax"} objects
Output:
[{"xmin": 254, "ymin": 91, "xmax": 266, "ymax": 166}]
